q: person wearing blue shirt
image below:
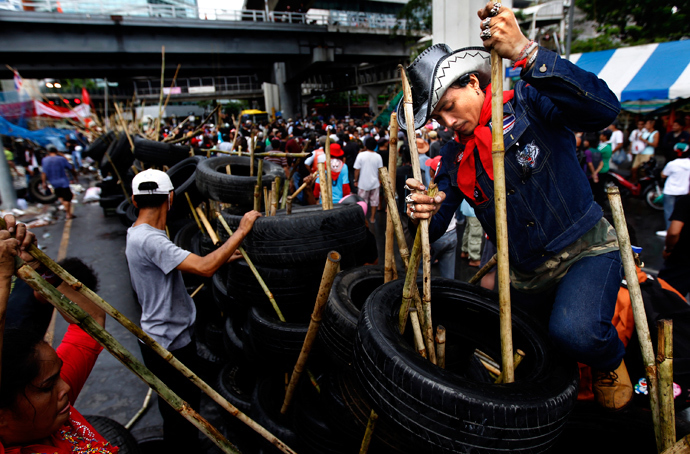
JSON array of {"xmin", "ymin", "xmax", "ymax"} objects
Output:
[{"xmin": 41, "ymin": 146, "xmax": 77, "ymax": 219}]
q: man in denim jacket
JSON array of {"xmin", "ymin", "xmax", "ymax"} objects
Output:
[{"xmin": 403, "ymin": 2, "xmax": 629, "ymax": 410}]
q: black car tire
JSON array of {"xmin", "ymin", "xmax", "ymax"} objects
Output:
[
  {"xmin": 83, "ymin": 415, "xmax": 140, "ymax": 454},
  {"xmin": 195, "ymin": 156, "xmax": 283, "ymax": 205},
  {"xmin": 132, "ymin": 135, "xmax": 191, "ymax": 166}
]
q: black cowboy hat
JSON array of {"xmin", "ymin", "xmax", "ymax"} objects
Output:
[{"xmin": 397, "ymin": 44, "xmax": 491, "ymax": 131}]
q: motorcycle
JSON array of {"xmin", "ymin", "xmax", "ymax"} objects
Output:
[{"xmin": 606, "ymin": 157, "xmax": 664, "ymax": 211}]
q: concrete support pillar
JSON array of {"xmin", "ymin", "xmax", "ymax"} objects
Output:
[
  {"xmin": 0, "ymin": 140, "xmax": 17, "ymax": 210},
  {"xmin": 273, "ymin": 62, "xmax": 300, "ymax": 120},
  {"xmin": 433, "ymin": 0, "xmax": 512, "ymax": 49},
  {"xmin": 358, "ymin": 85, "xmax": 387, "ymax": 116}
]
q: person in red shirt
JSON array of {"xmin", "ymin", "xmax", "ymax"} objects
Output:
[{"xmin": 0, "ymin": 215, "xmax": 114, "ymax": 454}]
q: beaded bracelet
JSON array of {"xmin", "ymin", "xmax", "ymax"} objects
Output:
[
  {"xmin": 516, "ymin": 40, "xmax": 537, "ymax": 63},
  {"xmin": 527, "ymin": 48, "xmax": 539, "ymax": 68}
]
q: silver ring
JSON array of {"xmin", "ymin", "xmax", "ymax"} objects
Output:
[
  {"xmin": 410, "ymin": 204, "xmax": 416, "ymax": 212},
  {"xmin": 490, "ymin": 2, "xmax": 502, "ymax": 16},
  {"xmin": 482, "ymin": 17, "xmax": 491, "ymax": 29},
  {"xmin": 410, "ymin": 211, "xmax": 415, "ymax": 220},
  {"xmin": 403, "ymin": 184, "xmax": 413, "ymax": 191},
  {"xmin": 404, "ymin": 194, "xmax": 414, "ymax": 204},
  {"xmin": 480, "ymin": 29, "xmax": 492, "ymax": 40}
]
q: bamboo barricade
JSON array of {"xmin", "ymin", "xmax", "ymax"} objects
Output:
[
  {"xmin": 250, "ymin": 131, "xmax": 256, "ymax": 176},
  {"xmin": 359, "ymin": 410, "xmax": 379, "ymax": 454},
  {"xmin": 216, "ymin": 213, "xmax": 286, "ymax": 322},
  {"xmin": 196, "ymin": 207, "xmax": 219, "ymax": 245},
  {"xmin": 12, "ymin": 256, "xmax": 242, "ymax": 454},
  {"xmin": 468, "ymin": 253, "xmax": 497, "ymax": 285},
  {"xmin": 658, "ymin": 320, "xmax": 676, "ymax": 452},
  {"xmin": 400, "ymin": 66, "xmax": 436, "ymax": 366},
  {"xmin": 165, "ymin": 105, "xmax": 221, "ymax": 145},
  {"xmin": 254, "ymin": 160, "xmax": 264, "ymax": 212},
  {"xmin": 104, "ymin": 151, "xmax": 130, "ymax": 200},
  {"xmin": 155, "ymin": 46, "xmax": 165, "ymax": 141},
  {"xmin": 214, "ymin": 150, "xmax": 310, "ymax": 158},
  {"xmin": 436, "ymin": 326, "xmax": 446, "ymax": 369},
  {"xmin": 281, "ymin": 251, "xmax": 341, "ymax": 414},
  {"xmin": 324, "ymin": 134, "xmax": 333, "ymax": 209},
  {"xmin": 160, "ymin": 64, "xmax": 182, "ymax": 124},
  {"xmin": 385, "ymin": 112, "xmax": 400, "ymax": 282},
  {"xmin": 607, "ymin": 186, "xmax": 663, "ymax": 451},
  {"xmin": 280, "ymin": 178, "xmax": 290, "ymax": 210},
  {"xmin": 0, "ymin": 221, "xmax": 298, "ymax": 454},
  {"xmin": 378, "ymin": 169, "xmax": 411, "ymax": 267},
  {"xmin": 488, "ymin": 49, "xmax": 515, "ymax": 384},
  {"xmin": 264, "ymin": 187, "xmax": 270, "ymax": 217},
  {"xmin": 185, "ymin": 192, "xmax": 205, "ymax": 234},
  {"xmin": 317, "ymin": 162, "xmax": 329, "ymax": 210},
  {"xmin": 270, "ymin": 180, "xmax": 278, "ymax": 216}
]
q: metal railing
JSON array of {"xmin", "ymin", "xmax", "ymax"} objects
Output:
[
  {"xmin": 133, "ymin": 75, "xmax": 262, "ymax": 98},
  {"xmin": 2, "ymin": 0, "xmax": 417, "ymax": 31}
]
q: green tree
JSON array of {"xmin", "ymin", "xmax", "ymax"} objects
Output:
[
  {"xmin": 396, "ymin": 0, "xmax": 431, "ymax": 34},
  {"xmin": 575, "ymin": 0, "xmax": 690, "ymax": 43}
]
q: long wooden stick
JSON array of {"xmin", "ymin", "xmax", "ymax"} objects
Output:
[
  {"xmin": 155, "ymin": 46, "xmax": 165, "ymax": 141},
  {"xmin": 0, "ymin": 221, "xmax": 297, "ymax": 454},
  {"xmin": 324, "ymin": 134, "xmax": 333, "ymax": 209},
  {"xmin": 281, "ymin": 251, "xmax": 341, "ymax": 414},
  {"xmin": 185, "ymin": 192, "xmax": 204, "ymax": 234},
  {"xmin": 400, "ymin": 227, "xmax": 423, "ymax": 331},
  {"xmin": 13, "ymin": 257, "xmax": 242, "ymax": 454},
  {"xmin": 270, "ymin": 180, "xmax": 278, "ymax": 216},
  {"xmin": 400, "ymin": 66, "xmax": 436, "ymax": 364},
  {"xmin": 495, "ymin": 349, "xmax": 525, "ymax": 384},
  {"xmin": 435, "ymin": 325, "xmax": 446, "ymax": 369},
  {"xmin": 468, "ymin": 253, "xmax": 497, "ymax": 285},
  {"xmin": 359, "ymin": 410, "xmax": 379, "ymax": 454},
  {"xmin": 489, "ymin": 49, "xmax": 515, "ymax": 384},
  {"xmin": 658, "ymin": 320, "xmax": 676, "ymax": 451},
  {"xmin": 280, "ymin": 178, "xmax": 290, "ymax": 210},
  {"xmin": 113, "ymin": 102, "xmax": 134, "ymax": 151},
  {"xmin": 215, "ymin": 213, "xmax": 286, "ymax": 322},
  {"xmin": 250, "ymin": 131, "xmax": 256, "ymax": 176},
  {"xmin": 378, "ymin": 169, "xmax": 410, "ymax": 267},
  {"xmin": 161, "ymin": 63, "xmax": 182, "ymax": 121},
  {"xmin": 165, "ymin": 105, "xmax": 221, "ymax": 145},
  {"xmin": 607, "ymin": 186, "xmax": 661, "ymax": 450},
  {"xmin": 214, "ymin": 150, "xmax": 310, "ymax": 158},
  {"xmin": 317, "ymin": 162, "xmax": 329, "ymax": 210},
  {"xmin": 196, "ymin": 207, "xmax": 219, "ymax": 245},
  {"xmin": 409, "ymin": 307, "xmax": 426, "ymax": 358},
  {"xmin": 385, "ymin": 112, "xmax": 399, "ymax": 282},
  {"xmin": 104, "ymin": 150, "xmax": 130, "ymax": 200}
]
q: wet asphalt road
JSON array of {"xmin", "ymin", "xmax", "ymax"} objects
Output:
[{"xmin": 31, "ymin": 179, "xmax": 671, "ymax": 452}]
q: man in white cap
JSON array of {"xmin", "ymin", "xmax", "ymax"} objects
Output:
[{"xmin": 125, "ymin": 169, "xmax": 260, "ymax": 450}]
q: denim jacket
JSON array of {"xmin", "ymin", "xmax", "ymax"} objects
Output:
[{"xmin": 430, "ymin": 47, "xmax": 620, "ymax": 272}]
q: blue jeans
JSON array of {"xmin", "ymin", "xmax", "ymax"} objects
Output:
[
  {"xmin": 511, "ymin": 250, "xmax": 625, "ymax": 371},
  {"xmin": 663, "ymin": 194, "xmax": 678, "ymax": 230},
  {"xmin": 419, "ymin": 227, "xmax": 458, "ymax": 279}
]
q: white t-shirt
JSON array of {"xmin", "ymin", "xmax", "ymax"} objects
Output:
[
  {"xmin": 609, "ymin": 130, "xmax": 624, "ymax": 152},
  {"xmin": 629, "ymin": 128, "xmax": 646, "ymax": 155},
  {"xmin": 353, "ymin": 151, "xmax": 383, "ymax": 190},
  {"xmin": 662, "ymin": 158, "xmax": 690, "ymax": 195}
]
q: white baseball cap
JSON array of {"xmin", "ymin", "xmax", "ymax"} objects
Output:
[{"xmin": 132, "ymin": 169, "xmax": 174, "ymax": 195}]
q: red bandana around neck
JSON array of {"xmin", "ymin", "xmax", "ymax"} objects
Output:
[{"xmin": 455, "ymin": 84, "xmax": 514, "ymax": 204}]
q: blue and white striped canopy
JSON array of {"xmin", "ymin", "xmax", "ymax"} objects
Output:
[{"xmin": 570, "ymin": 40, "xmax": 690, "ymax": 103}]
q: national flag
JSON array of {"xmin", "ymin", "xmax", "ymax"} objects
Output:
[
  {"xmin": 81, "ymin": 87, "xmax": 91, "ymax": 106},
  {"xmin": 13, "ymin": 70, "xmax": 22, "ymax": 92}
]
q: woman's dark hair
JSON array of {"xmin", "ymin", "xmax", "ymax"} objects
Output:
[
  {"xmin": 399, "ymin": 144, "xmax": 411, "ymax": 164},
  {"xmin": 0, "ymin": 329, "xmax": 45, "ymax": 409},
  {"xmin": 58, "ymin": 257, "xmax": 99, "ymax": 293},
  {"xmin": 133, "ymin": 194, "xmax": 168, "ymax": 208}
]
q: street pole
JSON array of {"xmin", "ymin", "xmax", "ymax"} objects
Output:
[
  {"xmin": 565, "ymin": 0, "xmax": 575, "ymax": 60},
  {"xmin": 0, "ymin": 137, "xmax": 17, "ymax": 210},
  {"xmin": 104, "ymin": 77, "xmax": 109, "ymax": 130}
]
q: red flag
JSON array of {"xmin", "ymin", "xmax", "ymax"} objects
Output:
[{"xmin": 81, "ymin": 87, "xmax": 91, "ymax": 107}]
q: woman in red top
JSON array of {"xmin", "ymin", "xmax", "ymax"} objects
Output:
[{"xmin": 0, "ymin": 215, "xmax": 116, "ymax": 454}]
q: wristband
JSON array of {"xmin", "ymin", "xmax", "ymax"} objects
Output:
[
  {"xmin": 527, "ymin": 48, "xmax": 539, "ymax": 68},
  {"xmin": 516, "ymin": 40, "xmax": 537, "ymax": 63}
]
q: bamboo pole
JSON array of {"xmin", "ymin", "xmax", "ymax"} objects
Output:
[
  {"xmin": 409, "ymin": 307, "xmax": 426, "ymax": 358},
  {"xmin": 161, "ymin": 63, "xmax": 182, "ymax": 119},
  {"xmin": 226, "ymin": 164, "xmax": 231, "ymax": 175},
  {"xmin": 185, "ymin": 192, "xmax": 205, "ymax": 234},
  {"xmin": 317, "ymin": 162, "xmax": 329, "ymax": 210},
  {"xmin": 166, "ymin": 105, "xmax": 221, "ymax": 145},
  {"xmin": 480, "ymin": 359, "xmax": 501, "ymax": 377},
  {"xmin": 662, "ymin": 435, "xmax": 690, "ymax": 454},
  {"xmin": 378, "ymin": 169, "xmax": 410, "ymax": 266},
  {"xmin": 658, "ymin": 320, "xmax": 676, "ymax": 451},
  {"xmin": 281, "ymin": 251, "xmax": 341, "ymax": 414},
  {"xmin": 400, "ymin": 66, "xmax": 435, "ymax": 363},
  {"xmin": 495, "ymin": 349, "xmax": 525, "ymax": 384},
  {"xmin": 104, "ymin": 150, "xmax": 130, "ymax": 199},
  {"xmin": 256, "ymin": 159, "xmax": 264, "ymax": 211},
  {"xmin": 214, "ymin": 151, "xmax": 310, "ymax": 158},
  {"xmin": 196, "ymin": 207, "xmax": 219, "ymax": 245},
  {"xmin": 385, "ymin": 112, "xmax": 400, "ymax": 282},
  {"xmin": 264, "ymin": 187, "xmax": 270, "ymax": 217},
  {"xmin": 359, "ymin": 410, "xmax": 379, "ymax": 454},
  {"xmin": 435, "ymin": 325, "xmax": 446, "ymax": 369},
  {"xmin": 125, "ymin": 388, "xmax": 153, "ymax": 430},
  {"xmin": 113, "ymin": 102, "xmax": 134, "ymax": 151},
  {"xmin": 488, "ymin": 49, "xmax": 515, "ymax": 385},
  {"xmin": 254, "ymin": 185, "xmax": 261, "ymax": 212},
  {"xmin": 12, "ymin": 256, "xmax": 242, "ymax": 454},
  {"xmin": 607, "ymin": 186, "xmax": 661, "ymax": 450},
  {"xmin": 280, "ymin": 178, "xmax": 290, "ymax": 210},
  {"xmin": 270, "ymin": 180, "xmax": 278, "ymax": 216},
  {"xmin": 468, "ymin": 253, "xmax": 497, "ymax": 285},
  {"xmin": 189, "ymin": 283, "xmax": 205, "ymax": 298},
  {"xmin": 215, "ymin": 213, "xmax": 286, "ymax": 322},
  {"xmin": 155, "ymin": 46, "xmax": 165, "ymax": 141}
]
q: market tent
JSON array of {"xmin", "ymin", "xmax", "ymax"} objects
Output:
[
  {"xmin": 570, "ymin": 40, "xmax": 690, "ymax": 109},
  {"xmin": 0, "ymin": 115, "xmax": 72, "ymax": 149}
]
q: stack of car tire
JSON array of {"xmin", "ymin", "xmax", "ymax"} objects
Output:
[{"xmin": 104, "ymin": 135, "xmax": 580, "ymax": 453}]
